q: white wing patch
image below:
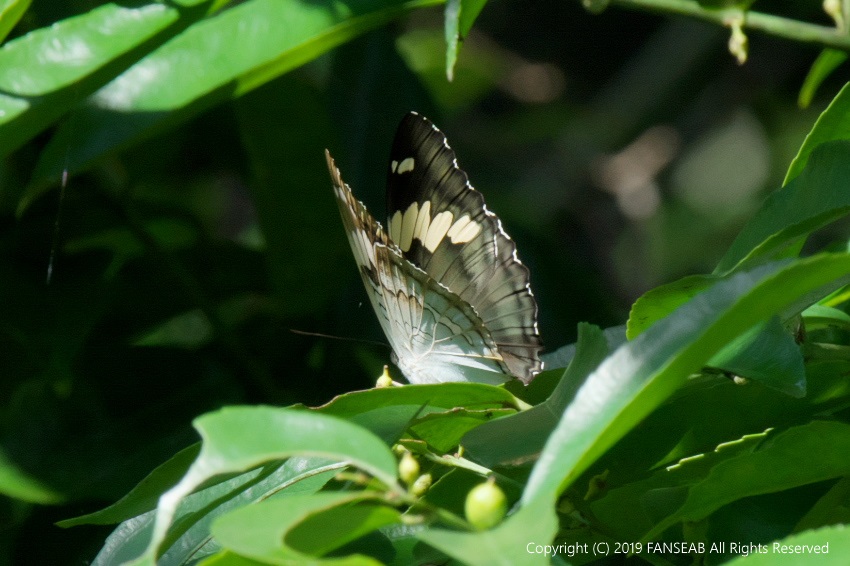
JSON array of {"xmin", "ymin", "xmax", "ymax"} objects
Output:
[
  {"xmin": 399, "ymin": 202, "xmax": 418, "ymax": 251},
  {"xmin": 424, "ymin": 211, "xmax": 454, "ymax": 252},
  {"xmin": 447, "ymin": 214, "xmax": 482, "ymax": 244},
  {"xmin": 397, "ymin": 157, "xmax": 415, "ymax": 174},
  {"xmin": 388, "ymin": 200, "xmax": 482, "ymax": 253}
]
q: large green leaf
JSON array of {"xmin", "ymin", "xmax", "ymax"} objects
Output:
[
  {"xmin": 633, "ymin": 139, "xmax": 850, "ymax": 335},
  {"xmin": 522, "ymin": 254, "xmax": 850, "ymax": 508},
  {"xmin": 211, "ymin": 492, "xmax": 394, "ymax": 564},
  {"xmin": 727, "ymin": 524, "xmax": 850, "ymax": 565},
  {"xmin": 22, "ymin": 0, "xmax": 440, "ymax": 210},
  {"xmin": 415, "ymin": 503, "xmax": 556, "ymax": 566},
  {"xmin": 125, "ymin": 406, "xmax": 400, "ymax": 566},
  {"xmin": 91, "ymin": 458, "xmax": 339, "ymax": 566},
  {"xmin": 0, "ymin": 0, "xmax": 222, "ymax": 159},
  {"xmin": 717, "ymin": 140, "xmax": 850, "ymax": 274},
  {"xmin": 462, "ymin": 323, "xmax": 609, "ymax": 468},
  {"xmin": 644, "ymin": 421, "xmax": 850, "ymax": 540},
  {"xmin": 415, "ymin": 255, "xmax": 850, "ymax": 566},
  {"xmin": 590, "ymin": 428, "xmax": 770, "ymax": 541},
  {"xmin": 786, "ymin": 82, "xmax": 850, "ymax": 184},
  {"xmin": 59, "ymin": 443, "xmax": 201, "ymax": 527},
  {"xmin": 315, "ymin": 382, "xmax": 521, "ymax": 418}
]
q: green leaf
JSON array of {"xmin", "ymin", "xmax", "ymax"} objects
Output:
[
  {"xmin": 630, "ymin": 283, "xmax": 806, "ymax": 395},
  {"xmin": 716, "ymin": 140, "xmax": 850, "ymax": 274},
  {"xmin": 409, "ymin": 407, "xmax": 515, "ymax": 453},
  {"xmin": 59, "ymin": 443, "xmax": 200, "ymax": 527},
  {"xmin": 444, "ymin": 0, "xmax": 460, "ymax": 82},
  {"xmin": 92, "ymin": 457, "xmax": 339, "ymax": 566},
  {"xmin": 590, "ymin": 429, "xmax": 770, "ymax": 540},
  {"xmin": 415, "ymin": 503, "xmax": 555, "ymax": 566},
  {"xmin": 0, "ymin": 0, "xmax": 31, "ymax": 44},
  {"xmin": 803, "ymin": 304, "xmax": 850, "ymax": 331},
  {"xmin": 727, "ymin": 524, "xmax": 850, "ymax": 565},
  {"xmin": 627, "ymin": 274, "xmax": 714, "ymax": 338},
  {"xmin": 199, "ymin": 551, "xmax": 270, "ymax": 566},
  {"xmin": 522, "ymin": 254, "xmax": 850, "ymax": 507},
  {"xmin": 211, "ymin": 492, "xmax": 394, "ymax": 564},
  {"xmin": 315, "ymin": 382, "xmax": 521, "ymax": 418},
  {"xmin": 459, "ymin": 0, "xmax": 487, "ymax": 36},
  {"xmin": 786, "ymin": 83, "xmax": 850, "ymax": 185},
  {"xmin": 645, "ymin": 421, "xmax": 850, "ymax": 540},
  {"xmin": 798, "ymin": 50, "xmax": 848, "ymax": 110},
  {"xmin": 23, "ymin": 0, "xmax": 441, "ymax": 210},
  {"xmin": 794, "ymin": 476, "xmax": 850, "ymax": 532},
  {"xmin": 0, "ymin": 448, "xmax": 63, "ymax": 504},
  {"xmin": 124, "ymin": 407, "xmax": 400, "ymax": 566},
  {"xmin": 443, "ymin": 0, "xmax": 486, "ymax": 82},
  {"xmin": 462, "ymin": 323, "xmax": 609, "ymax": 468},
  {"xmin": 706, "ymin": 316, "xmax": 805, "ymax": 397},
  {"xmin": 0, "ymin": 0, "xmax": 220, "ymax": 160}
]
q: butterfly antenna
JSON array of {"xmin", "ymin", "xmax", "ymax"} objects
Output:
[{"xmin": 289, "ymin": 329, "xmax": 390, "ymax": 349}]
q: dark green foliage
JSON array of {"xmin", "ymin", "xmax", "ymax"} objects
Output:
[{"xmin": 2, "ymin": 1, "xmax": 850, "ymax": 565}]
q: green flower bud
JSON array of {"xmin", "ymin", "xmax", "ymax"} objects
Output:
[
  {"xmin": 411, "ymin": 473, "xmax": 432, "ymax": 497},
  {"xmin": 376, "ymin": 365, "xmax": 394, "ymax": 388},
  {"xmin": 465, "ymin": 478, "xmax": 507, "ymax": 530},
  {"xmin": 398, "ymin": 451, "xmax": 420, "ymax": 486}
]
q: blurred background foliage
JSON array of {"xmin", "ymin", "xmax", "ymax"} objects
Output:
[{"xmin": 1, "ymin": 0, "xmax": 847, "ymax": 563}]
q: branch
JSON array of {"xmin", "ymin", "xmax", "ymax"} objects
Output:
[{"xmin": 604, "ymin": 0, "xmax": 850, "ymax": 51}]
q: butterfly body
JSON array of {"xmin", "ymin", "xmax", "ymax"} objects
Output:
[{"xmin": 327, "ymin": 112, "xmax": 542, "ymax": 385}]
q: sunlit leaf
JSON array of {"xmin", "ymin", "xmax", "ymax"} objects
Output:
[
  {"xmin": 0, "ymin": 0, "xmax": 31, "ymax": 44},
  {"xmin": 212, "ymin": 492, "xmax": 394, "ymax": 564},
  {"xmin": 0, "ymin": 0, "xmax": 221, "ymax": 159},
  {"xmin": 23, "ymin": 0, "xmax": 440, "ymax": 210},
  {"xmin": 125, "ymin": 407, "xmax": 399, "ymax": 566},
  {"xmin": 523, "ymin": 254, "xmax": 850, "ymax": 507}
]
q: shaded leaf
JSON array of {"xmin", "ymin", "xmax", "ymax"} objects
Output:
[
  {"xmin": 718, "ymin": 141, "xmax": 850, "ymax": 274},
  {"xmin": 646, "ymin": 421, "xmax": 850, "ymax": 540},
  {"xmin": 798, "ymin": 50, "xmax": 847, "ymax": 110},
  {"xmin": 0, "ymin": 447, "xmax": 63, "ymax": 504},
  {"xmin": 463, "ymin": 323, "xmax": 609, "ymax": 468}
]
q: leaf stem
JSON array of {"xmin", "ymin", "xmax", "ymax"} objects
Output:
[{"xmin": 606, "ymin": 0, "xmax": 850, "ymax": 51}]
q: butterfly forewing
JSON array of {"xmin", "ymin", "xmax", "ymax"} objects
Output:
[
  {"xmin": 326, "ymin": 150, "xmax": 509, "ymax": 385},
  {"xmin": 385, "ymin": 113, "xmax": 543, "ymax": 382}
]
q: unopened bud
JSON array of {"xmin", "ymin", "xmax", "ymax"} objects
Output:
[
  {"xmin": 465, "ymin": 478, "xmax": 508, "ymax": 530},
  {"xmin": 398, "ymin": 451, "xmax": 420, "ymax": 486},
  {"xmin": 411, "ymin": 473, "xmax": 432, "ymax": 497}
]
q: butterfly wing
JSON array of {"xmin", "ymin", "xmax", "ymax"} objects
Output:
[
  {"xmin": 385, "ymin": 113, "xmax": 543, "ymax": 383},
  {"xmin": 326, "ymin": 150, "xmax": 509, "ymax": 385}
]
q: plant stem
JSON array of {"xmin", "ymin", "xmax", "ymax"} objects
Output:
[{"xmin": 607, "ymin": 0, "xmax": 850, "ymax": 51}]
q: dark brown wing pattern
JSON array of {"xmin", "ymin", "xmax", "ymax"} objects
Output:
[{"xmin": 384, "ymin": 113, "xmax": 543, "ymax": 382}]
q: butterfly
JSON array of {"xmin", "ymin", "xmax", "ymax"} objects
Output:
[{"xmin": 325, "ymin": 112, "xmax": 542, "ymax": 385}]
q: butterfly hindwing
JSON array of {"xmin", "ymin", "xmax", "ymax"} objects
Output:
[{"xmin": 385, "ymin": 112, "xmax": 543, "ymax": 382}]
